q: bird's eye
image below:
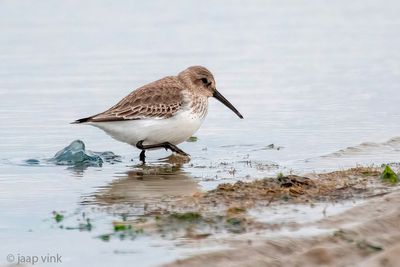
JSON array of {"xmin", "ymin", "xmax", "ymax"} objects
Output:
[{"xmin": 201, "ymin": 78, "xmax": 211, "ymax": 86}]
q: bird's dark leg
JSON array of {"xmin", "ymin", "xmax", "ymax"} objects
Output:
[
  {"xmin": 136, "ymin": 140, "xmax": 189, "ymax": 158},
  {"xmin": 136, "ymin": 141, "xmax": 146, "ymax": 163},
  {"xmin": 139, "ymin": 150, "xmax": 146, "ymax": 163}
]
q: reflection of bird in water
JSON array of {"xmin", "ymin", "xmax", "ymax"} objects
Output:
[
  {"xmin": 73, "ymin": 66, "xmax": 243, "ymax": 163},
  {"xmin": 90, "ymin": 163, "xmax": 199, "ymax": 207}
]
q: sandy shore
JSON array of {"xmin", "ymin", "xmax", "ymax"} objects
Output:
[
  {"xmin": 156, "ymin": 167, "xmax": 400, "ymax": 267},
  {"xmin": 164, "ymin": 190, "xmax": 400, "ymax": 267}
]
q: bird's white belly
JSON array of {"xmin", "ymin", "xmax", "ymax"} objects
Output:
[{"xmin": 89, "ymin": 109, "xmax": 206, "ymax": 146}]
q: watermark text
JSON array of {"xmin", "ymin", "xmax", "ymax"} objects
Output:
[{"xmin": 6, "ymin": 253, "xmax": 62, "ymax": 265}]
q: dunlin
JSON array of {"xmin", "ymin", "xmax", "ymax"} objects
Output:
[{"xmin": 73, "ymin": 66, "xmax": 243, "ymax": 162}]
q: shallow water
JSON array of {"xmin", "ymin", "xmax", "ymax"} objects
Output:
[{"xmin": 1, "ymin": 0, "xmax": 400, "ymax": 266}]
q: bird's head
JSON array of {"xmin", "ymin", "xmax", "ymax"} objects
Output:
[{"xmin": 178, "ymin": 66, "xmax": 243, "ymax": 119}]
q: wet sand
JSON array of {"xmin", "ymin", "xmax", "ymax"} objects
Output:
[
  {"xmin": 164, "ymin": 190, "xmax": 400, "ymax": 267},
  {"xmin": 116, "ymin": 166, "xmax": 399, "ymax": 267}
]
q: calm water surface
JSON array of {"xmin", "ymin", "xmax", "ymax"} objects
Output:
[{"xmin": 1, "ymin": 1, "xmax": 400, "ymax": 266}]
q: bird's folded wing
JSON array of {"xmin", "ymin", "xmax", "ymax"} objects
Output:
[{"xmin": 88, "ymin": 77, "xmax": 184, "ymax": 122}]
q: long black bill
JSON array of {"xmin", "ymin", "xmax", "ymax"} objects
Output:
[{"xmin": 213, "ymin": 89, "xmax": 243, "ymax": 119}]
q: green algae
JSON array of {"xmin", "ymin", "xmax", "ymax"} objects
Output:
[{"xmin": 380, "ymin": 165, "xmax": 398, "ymax": 184}]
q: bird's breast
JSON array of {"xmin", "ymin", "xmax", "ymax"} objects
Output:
[{"xmin": 188, "ymin": 95, "xmax": 208, "ymax": 120}]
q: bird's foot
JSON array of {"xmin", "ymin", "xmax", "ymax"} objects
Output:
[{"xmin": 136, "ymin": 140, "xmax": 189, "ymax": 163}]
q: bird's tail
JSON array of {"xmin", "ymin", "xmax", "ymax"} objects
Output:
[{"xmin": 71, "ymin": 116, "xmax": 92, "ymax": 124}]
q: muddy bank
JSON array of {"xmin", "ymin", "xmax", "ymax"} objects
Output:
[
  {"xmin": 134, "ymin": 166, "xmax": 397, "ymax": 267},
  {"xmin": 152, "ymin": 166, "xmax": 400, "ymax": 267},
  {"xmin": 164, "ymin": 189, "xmax": 400, "ymax": 267}
]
